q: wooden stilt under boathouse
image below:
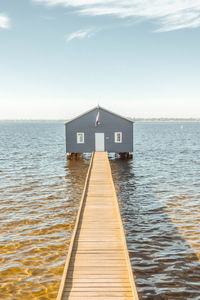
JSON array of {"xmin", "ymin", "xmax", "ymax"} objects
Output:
[{"xmin": 57, "ymin": 152, "xmax": 138, "ymax": 299}]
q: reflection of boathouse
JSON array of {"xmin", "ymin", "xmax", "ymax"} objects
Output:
[{"xmin": 65, "ymin": 106, "xmax": 134, "ymax": 158}]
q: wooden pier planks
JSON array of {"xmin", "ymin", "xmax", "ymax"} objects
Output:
[{"xmin": 57, "ymin": 152, "xmax": 138, "ymax": 300}]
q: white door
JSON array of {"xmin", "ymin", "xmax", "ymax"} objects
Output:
[{"xmin": 95, "ymin": 133, "xmax": 105, "ymax": 151}]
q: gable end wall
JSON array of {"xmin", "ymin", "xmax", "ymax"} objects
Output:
[{"xmin": 65, "ymin": 108, "xmax": 133, "ymax": 153}]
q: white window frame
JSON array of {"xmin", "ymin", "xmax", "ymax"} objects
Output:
[
  {"xmin": 77, "ymin": 132, "xmax": 84, "ymax": 144},
  {"xmin": 115, "ymin": 132, "xmax": 122, "ymax": 143}
]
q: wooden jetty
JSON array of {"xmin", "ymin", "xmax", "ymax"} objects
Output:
[{"xmin": 57, "ymin": 152, "xmax": 138, "ymax": 300}]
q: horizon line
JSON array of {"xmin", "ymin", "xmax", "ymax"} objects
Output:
[{"xmin": 0, "ymin": 118, "xmax": 200, "ymax": 122}]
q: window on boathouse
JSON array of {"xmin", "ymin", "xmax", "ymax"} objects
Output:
[
  {"xmin": 115, "ymin": 132, "xmax": 122, "ymax": 143},
  {"xmin": 77, "ymin": 132, "xmax": 84, "ymax": 144}
]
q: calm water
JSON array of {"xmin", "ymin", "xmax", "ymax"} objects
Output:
[{"xmin": 0, "ymin": 121, "xmax": 200, "ymax": 299}]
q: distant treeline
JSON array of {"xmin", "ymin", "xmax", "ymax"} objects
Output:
[{"xmin": 130, "ymin": 118, "xmax": 200, "ymax": 122}]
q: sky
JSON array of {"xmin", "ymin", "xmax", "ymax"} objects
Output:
[{"xmin": 0, "ymin": 0, "xmax": 200, "ymax": 119}]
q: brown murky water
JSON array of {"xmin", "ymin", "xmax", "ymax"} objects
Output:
[{"xmin": 0, "ymin": 121, "xmax": 200, "ymax": 299}]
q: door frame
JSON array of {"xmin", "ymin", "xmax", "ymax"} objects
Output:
[{"xmin": 95, "ymin": 133, "xmax": 105, "ymax": 151}]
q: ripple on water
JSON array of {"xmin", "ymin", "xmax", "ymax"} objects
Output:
[
  {"xmin": 0, "ymin": 121, "xmax": 91, "ymax": 299},
  {"xmin": 110, "ymin": 122, "xmax": 200, "ymax": 299},
  {"xmin": 1, "ymin": 121, "xmax": 200, "ymax": 299}
]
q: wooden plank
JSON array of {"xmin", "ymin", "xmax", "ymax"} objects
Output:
[
  {"xmin": 63, "ymin": 291, "xmax": 133, "ymax": 297},
  {"xmin": 65, "ymin": 283, "xmax": 131, "ymax": 288},
  {"xmin": 66, "ymin": 297, "xmax": 133, "ymax": 300},
  {"xmin": 57, "ymin": 152, "xmax": 138, "ymax": 300},
  {"xmin": 67, "ymin": 270, "xmax": 129, "ymax": 275},
  {"xmin": 64, "ymin": 288, "xmax": 132, "ymax": 292},
  {"xmin": 67, "ymin": 273, "xmax": 131, "ymax": 279},
  {"xmin": 68, "ymin": 279, "xmax": 130, "ymax": 283}
]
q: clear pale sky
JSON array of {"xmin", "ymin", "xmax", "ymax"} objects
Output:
[{"xmin": 0, "ymin": 0, "xmax": 200, "ymax": 119}]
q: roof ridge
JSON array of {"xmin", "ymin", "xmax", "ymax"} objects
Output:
[{"xmin": 64, "ymin": 105, "xmax": 134, "ymax": 124}]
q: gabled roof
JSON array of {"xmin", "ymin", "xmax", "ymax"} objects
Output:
[{"xmin": 64, "ymin": 106, "xmax": 134, "ymax": 125}]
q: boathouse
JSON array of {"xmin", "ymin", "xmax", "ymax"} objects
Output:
[{"xmin": 65, "ymin": 106, "xmax": 134, "ymax": 157}]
